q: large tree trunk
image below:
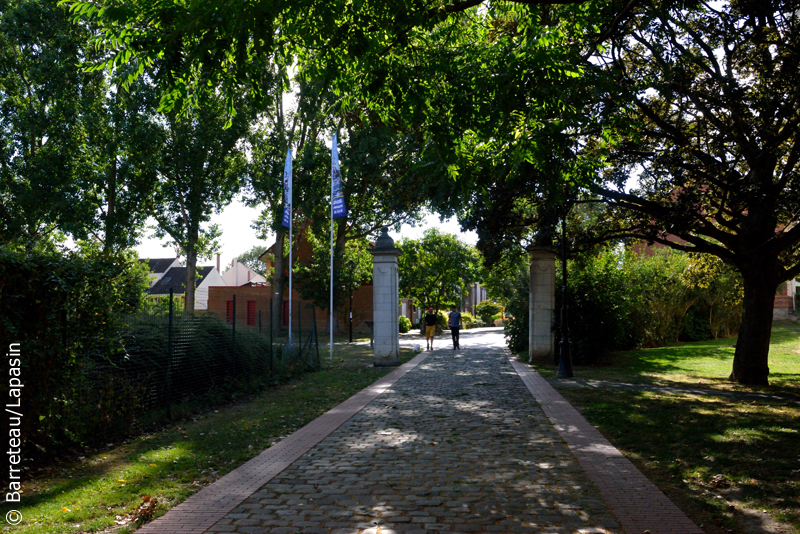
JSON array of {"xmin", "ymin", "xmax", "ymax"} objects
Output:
[
  {"xmin": 271, "ymin": 226, "xmax": 287, "ymax": 330},
  {"xmin": 730, "ymin": 267, "xmax": 780, "ymax": 385},
  {"xmin": 184, "ymin": 233, "xmax": 198, "ymax": 315}
]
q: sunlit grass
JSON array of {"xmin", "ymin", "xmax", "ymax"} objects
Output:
[
  {"xmin": 537, "ymin": 323, "xmax": 800, "ymax": 396},
  {"xmin": 3, "ymin": 345, "xmax": 414, "ymax": 533},
  {"xmin": 531, "ymin": 323, "xmax": 800, "ymax": 533}
]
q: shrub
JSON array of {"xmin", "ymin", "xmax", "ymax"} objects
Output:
[
  {"xmin": 0, "ymin": 246, "xmax": 150, "ymax": 460},
  {"xmin": 474, "ymin": 301, "xmax": 502, "ymax": 324},
  {"xmin": 399, "ymin": 315, "xmax": 412, "ymax": 333},
  {"xmin": 461, "ymin": 312, "xmax": 476, "ymax": 328},
  {"xmin": 437, "ymin": 310, "xmax": 448, "ymax": 331},
  {"xmin": 503, "ymin": 247, "xmax": 743, "ymax": 364},
  {"xmin": 0, "ymin": 246, "xmax": 319, "ymax": 464},
  {"xmin": 556, "ymin": 251, "xmax": 638, "ymax": 364},
  {"xmin": 502, "ymin": 262, "xmax": 532, "ymax": 354}
]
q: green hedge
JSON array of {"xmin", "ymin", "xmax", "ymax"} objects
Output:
[
  {"xmin": 0, "ymin": 247, "xmax": 149, "ymax": 460},
  {"xmin": 504, "ymin": 249, "xmax": 743, "ymax": 363},
  {"xmin": 474, "ymin": 301, "xmax": 502, "ymax": 324},
  {"xmin": 0, "ymin": 247, "xmax": 316, "ymax": 463}
]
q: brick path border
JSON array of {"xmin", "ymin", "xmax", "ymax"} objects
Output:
[
  {"xmin": 511, "ymin": 358, "xmax": 704, "ymax": 534},
  {"xmin": 137, "ymin": 352, "xmax": 430, "ymax": 534},
  {"xmin": 136, "ymin": 345, "xmax": 706, "ymax": 534}
]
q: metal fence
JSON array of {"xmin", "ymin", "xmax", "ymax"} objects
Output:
[{"xmin": 82, "ymin": 291, "xmax": 320, "ymax": 422}]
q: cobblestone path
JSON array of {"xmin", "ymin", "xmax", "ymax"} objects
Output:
[{"xmin": 209, "ymin": 347, "xmax": 621, "ymax": 534}]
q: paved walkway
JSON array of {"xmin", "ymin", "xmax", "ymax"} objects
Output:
[{"xmin": 139, "ymin": 331, "xmax": 703, "ymax": 534}]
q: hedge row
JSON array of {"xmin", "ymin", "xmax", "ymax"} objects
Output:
[
  {"xmin": 505, "ymin": 249, "xmax": 743, "ymax": 363},
  {"xmin": 0, "ymin": 248, "xmax": 314, "ymax": 464}
]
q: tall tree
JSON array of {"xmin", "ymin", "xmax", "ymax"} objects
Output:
[
  {"xmin": 293, "ymin": 232, "xmax": 373, "ymax": 324},
  {"xmin": 245, "ymin": 77, "xmax": 334, "ymax": 326},
  {"xmin": 0, "ymin": 0, "xmax": 103, "ymax": 247},
  {"xmin": 397, "ymin": 229, "xmax": 482, "ymax": 312},
  {"xmin": 152, "ymin": 95, "xmax": 250, "ymax": 313},
  {"xmin": 83, "ymin": 80, "xmax": 164, "ymax": 253},
  {"xmin": 246, "ymin": 77, "xmax": 426, "ymax": 323},
  {"xmin": 588, "ymin": 0, "xmax": 800, "ymax": 385},
  {"xmin": 228, "ymin": 245, "xmax": 269, "ymax": 277}
]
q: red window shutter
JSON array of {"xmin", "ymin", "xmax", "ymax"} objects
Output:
[
  {"xmin": 226, "ymin": 300, "xmax": 234, "ymax": 324},
  {"xmin": 247, "ymin": 300, "xmax": 256, "ymax": 326}
]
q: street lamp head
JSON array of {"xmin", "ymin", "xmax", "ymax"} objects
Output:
[{"xmin": 347, "ymin": 260, "xmax": 355, "ymax": 267}]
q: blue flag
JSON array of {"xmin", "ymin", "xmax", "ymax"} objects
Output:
[
  {"xmin": 331, "ymin": 133, "xmax": 347, "ymax": 219},
  {"xmin": 281, "ymin": 147, "xmax": 292, "ymax": 228}
]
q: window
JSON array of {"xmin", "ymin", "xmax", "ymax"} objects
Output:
[{"xmin": 247, "ymin": 300, "xmax": 256, "ymax": 326}]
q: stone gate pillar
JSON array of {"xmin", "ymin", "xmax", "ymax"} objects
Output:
[
  {"xmin": 529, "ymin": 246, "xmax": 557, "ymax": 361},
  {"xmin": 369, "ymin": 227, "xmax": 402, "ymax": 367}
]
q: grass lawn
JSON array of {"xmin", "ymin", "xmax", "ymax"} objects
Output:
[
  {"xmin": 531, "ymin": 323, "xmax": 800, "ymax": 534},
  {"xmin": 1, "ymin": 344, "xmax": 414, "ymax": 534},
  {"xmin": 537, "ymin": 322, "xmax": 800, "ymax": 397}
]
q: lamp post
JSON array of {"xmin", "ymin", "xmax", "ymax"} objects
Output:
[
  {"xmin": 347, "ymin": 260, "xmax": 355, "ymax": 343},
  {"xmin": 557, "ymin": 203, "xmax": 574, "ymax": 378}
]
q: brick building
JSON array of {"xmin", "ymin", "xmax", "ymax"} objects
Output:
[
  {"xmin": 206, "ymin": 234, "xmax": 415, "ymax": 334},
  {"xmin": 773, "ymin": 279, "xmax": 798, "ymax": 320},
  {"xmin": 207, "ymin": 283, "xmax": 386, "ymax": 334}
]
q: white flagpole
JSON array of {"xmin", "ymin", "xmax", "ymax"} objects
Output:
[
  {"xmin": 330, "ymin": 134, "xmax": 336, "ymax": 361},
  {"xmin": 283, "ymin": 147, "xmax": 293, "ymax": 350},
  {"xmin": 289, "ymin": 214, "xmax": 293, "ymax": 350}
]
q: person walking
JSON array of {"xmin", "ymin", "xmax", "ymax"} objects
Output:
[
  {"xmin": 448, "ymin": 305, "xmax": 463, "ymax": 350},
  {"xmin": 423, "ymin": 308, "xmax": 438, "ymax": 350}
]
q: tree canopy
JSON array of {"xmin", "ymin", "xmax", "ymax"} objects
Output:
[
  {"xmin": 1, "ymin": 0, "xmax": 103, "ymax": 246},
  {"xmin": 397, "ymin": 229, "xmax": 482, "ymax": 312},
  {"xmin": 588, "ymin": 0, "xmax": 800, "ymax": 384},
  {"xmin": 58, "ymin": 0, "xmax": 800, "ymax": 385},
  {"xmin": 151, "ymin": 94, "xmax": 251, "ymax": 313}
]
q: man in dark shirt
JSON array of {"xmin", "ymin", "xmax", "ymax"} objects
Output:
[
  {"xmin": 423, "ymin": 308, "xmax": 437, "ymax": 350},
  {"xmin": 448, "ymin": 305, "xmax": 463, "ymax": 350}
]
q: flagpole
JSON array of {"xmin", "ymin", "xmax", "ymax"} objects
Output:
[
  {"xmin": 330, "ymin": 134, "xmax": 336, "ymax": 361},
  {"xmin": 330, "ymin": 133, "xmax": 348, "ymax": 361},
  {"xmin": 282, "ymin": 147, "xmax": 293, "ymax": 351},
  {"xmin": 330, "ymin": 200, "xmax": 334, "ymax": 361},
  {"xmin": 289, "ymin": 207, "xmax": 293, "ymax": 350}
]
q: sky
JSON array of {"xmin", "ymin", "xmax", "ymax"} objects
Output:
[{"xmin": 134, "ymin": 200, "xmax": 477, "ymax": 269}]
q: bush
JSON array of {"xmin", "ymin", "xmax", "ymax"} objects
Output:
[
  {"xmin": 399, "ymin": 315, "xmax": 412, "ymax": 333},
  {"xmin": 0, "ymin": 246, "xmax": 150, "ymax": 460},
  {"xmin": 437, "ymin": 310, "xmax": 448, "ymax": 331},
  {"xmin": 557, "ymin": 251, "xmax": 638, "ymax": 364},
  {"xmin": 502, "ymin": 248, "xmax": 743, "ymax": 364},
  {"xmin": 474, "ymin": 301, "xmax": 502, "ymax": 324},
  {"xmin": 502, "ymin": 262, "xmax": 532, "ymax": 354},
  {"xmin": 0, "ymin": 246, "xmax": 319, "ymax": 464},
  {"xmin": 461, "ymin": 311, "xmax": 477, "ymax": 328}
]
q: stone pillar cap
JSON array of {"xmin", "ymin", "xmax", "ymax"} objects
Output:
[
  {"xmin": 374, "ymin": 226, "xmax": 394, "ymax": 249},
  {"xmin": 370, "ymin": 226, "xmax": 401, "ymax": 255}
]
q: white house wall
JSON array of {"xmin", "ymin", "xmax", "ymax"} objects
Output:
[
  {"xmin": 196, "ymin": 268, "xmax": 226, "ymax": 310},
  {"xmin": 221, "ymin": 261, "xmax": 267, "ymax": 286}
]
